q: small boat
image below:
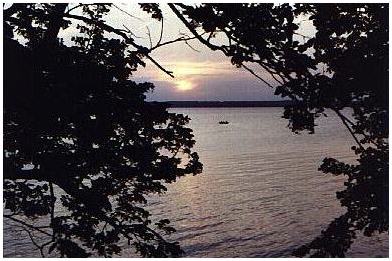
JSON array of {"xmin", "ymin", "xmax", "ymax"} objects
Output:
[{"xmin": 218, "ymin": 121, "xmax": 229, "ymax": 124}]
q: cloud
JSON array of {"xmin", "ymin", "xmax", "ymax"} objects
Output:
[
  {"xmin": 89, "ymin": 3, "xmax": 286, "ymax": 101},
  {"xmin": 132, "ymin": 57, "xmax": 283, "ymax": 102}
]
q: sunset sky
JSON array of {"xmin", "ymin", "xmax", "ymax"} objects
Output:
[
  {"xmin": 60, "ymin": 3, "xmax": 313, "ymax": 101},
  {"xmin": 108, "ymin": 3, "xmax": 281, "ymax": 101}
]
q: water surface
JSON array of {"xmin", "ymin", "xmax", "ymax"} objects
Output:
[{"xmin": 4, "ymin": 107, "xmax": 388, "ymax": 257}]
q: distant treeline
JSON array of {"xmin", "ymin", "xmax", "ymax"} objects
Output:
[{"xmin": 161, "ymin": 100, "xmax": 295, "ymax": 108}]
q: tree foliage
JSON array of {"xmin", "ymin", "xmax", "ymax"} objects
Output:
[
  {"xmin": 3, "ymin": 3, "xmax": 388, "ymax": 258},
  {"xmin": 4, "ymin": 4, "xmax": 202, "ymax": 257},
  {"xmin": 169, "ymin": 3, "xmax": 388, "ymax": 257}
]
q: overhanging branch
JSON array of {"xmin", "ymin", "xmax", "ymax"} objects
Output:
[
  {"xmin": 168, "ymin": 3, "xmax": 280, "ymax": 88},
  {"xmin": 63, "ymin": 13, "xmax": 174, "ymax": 78}
]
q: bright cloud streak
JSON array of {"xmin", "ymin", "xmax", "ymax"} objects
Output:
[
  {"xmin": 138, "ymin": 61, "xmax": 237, "ymax": 93},
  {"xmin": 92, "ymin": 3, "xmax": 305, "ymax": 101}
]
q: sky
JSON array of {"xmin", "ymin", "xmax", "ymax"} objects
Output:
[{"xmin": 60, "ymin": 3, "xmax": 313, "ymax": 102}]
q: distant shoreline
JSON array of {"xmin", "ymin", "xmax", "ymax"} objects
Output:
[{"xmin": 161, "ymin": 100, "xmax": 295, "ymax": 108}]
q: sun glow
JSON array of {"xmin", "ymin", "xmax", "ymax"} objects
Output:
[
  {"xmin": 175, "ymin": 79, "xmax": 194, "ymax": 91},
  {"xmin": 152, "ymin": 61, "xmax": 232, "ymax": 92}
]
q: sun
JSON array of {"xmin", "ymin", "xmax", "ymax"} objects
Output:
[{"xmin": 175, "ymin": 79, "xmax": 194, "ymax": 91}]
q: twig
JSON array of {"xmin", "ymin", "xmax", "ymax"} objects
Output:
[
  {"xmin": 241, "ymin": 64, "xmax": 274, "ymax": 88},
  {"xmin": 4, "ymin": 215, "xmax": 52, "ymax": 236},
  {"xmin": 207, "ymin": 31, "xmax": 214, "ymax": 42},
  {"xmin": 157, "ymin": 18, "xmax": 164, "ymax": 46},
  {"xmin": 258, "ymin": 61, "xmax": 286, "ymax": 85},
  {"xmin": 122, "ymin": 24, "xmax": 143, "ymax": 39},
  {"xmin": 113, "ymin": 4, "xmax": 144, "ymax": 21},
  {"xmin": 168, "ymin": 4, "xmax": 225, "ymax": 53},
  {"xmin": 185, "ymin": 41, "xmax": 200, "ymax": 52},
  {"xmin": 63, "ymin": 13, "xmax": 174, "ymax": 78},
  {"xmin": 22, "ymin": 226, "xmax": 46, "ymax": 257},
  {"xmin": 334, "ymin": 109, "xmax": 378, "ymax": 147},
  {"xmin": 333, "ymin": 109, "xmax": 364, "ymax": 150},
  {"xmin": 335, "ymin": 109, "xmax": 356, "ymax": 126},
  {"xmin": 169, "ymin": 3, "xmax": 281, "ymax": 87},
  {"xmin": 149, "ymin": 35, "xmax": 199, "ymax": 51},
  {"xmin": 66, "ymin": 3, "xmax": 83, "ymax": 14},
  {"xmin": 146, "ymin": 25, "xmax": 153, "ymax": 49}
]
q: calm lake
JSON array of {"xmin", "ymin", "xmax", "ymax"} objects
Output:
[{"xmin": 3, "ymin": 107, "xmax": 388, "ymax": 257}]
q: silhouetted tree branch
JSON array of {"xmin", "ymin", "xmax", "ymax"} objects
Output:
[
  {"xmin": 62, "ymin": 12, "xmax": 175, "ymax": 78},
  {"xmin": 168, "ymin": 3, "xmax": 388, "ymax": 257},
  {"xmin": 4, "ymin": 3, "xmax": 202, "ymax": 257}
]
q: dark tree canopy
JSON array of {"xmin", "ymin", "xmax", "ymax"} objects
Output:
[
  {"xmin": 4, "ymin": 4, "xmax": 202, "ymax": 257},
  {"xmin": 169, "ymin": 3, "xmax": 388, "ymax": 257},
  {"xmin": 3, "ymin": 3, "xmax": 388, "ymax": 258}
]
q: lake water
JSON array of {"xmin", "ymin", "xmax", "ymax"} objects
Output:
[{"xmin": 3, "ymin": 107, "xmax": 388, "ymax": 257}]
